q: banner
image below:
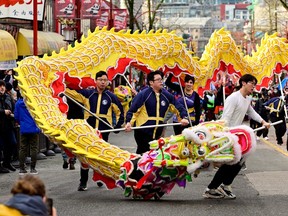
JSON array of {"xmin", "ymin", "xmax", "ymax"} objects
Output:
[
  {"xmin": 0, "ymin": 0, "xmax": 46, "ymax": 21},
  {"xmin": 0, "ymin": 60, "xmax": 17, "ymax": 70},
  {"xmin": 96, "ymin": 9, "xmax": 109, "ymax": 28},
  {"xmin": 81, "ymin": 0, "xmax": 102, "ymax": 19},
  {"xmin": 55, "ymin": 0, "xmax": 76, "ymax": 18},
  {"xmin": 113, "ymin": 9, "xmax": 128, "ymax": 31}
]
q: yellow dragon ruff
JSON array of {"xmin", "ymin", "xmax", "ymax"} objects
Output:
[
  {"xmin": 197, "ymin": 29, "xmax": 288, "ymax": 94},
  {"xmin": 14, "ymin": 27, "xmax": 288, "ymax": 187},
  {"xmin": 15, "ymin": 59, "xmax": 132, "ymax": 180}
]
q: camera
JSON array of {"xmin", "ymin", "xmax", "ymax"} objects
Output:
[{"xmin": 46, "ymin": 198, "xmax": 53, "ymax": 216}]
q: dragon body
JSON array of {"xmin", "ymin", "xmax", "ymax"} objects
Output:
[{"xmin": 15, "ymin": 27, "xmax": 285, "ymax": 199}]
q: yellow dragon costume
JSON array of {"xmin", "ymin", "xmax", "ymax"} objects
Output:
[{"xmin": 15, "ymin": 27, "xmax": 288, "ymax": 199}]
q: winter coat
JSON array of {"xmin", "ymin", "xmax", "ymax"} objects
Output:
[
  {"xmin": 0, "ymin": 193, "xmax": 48, "ymax": 216},
  {"xmin": 14, "ymin": 98, "xmax": 40, "ymax": 134},
  {"xmin": 0, "ymin": 93, "xmax": 14, "ymax": 132}
]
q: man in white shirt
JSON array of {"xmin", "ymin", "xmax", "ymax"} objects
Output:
[{"xmin": 203, "ymin": 74, "xmax": 270, "ymax": 199}]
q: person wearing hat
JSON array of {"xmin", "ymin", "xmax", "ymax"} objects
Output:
[{"xmin": 0, "ymin": 80, "xmax": 17, "ymax": 173}]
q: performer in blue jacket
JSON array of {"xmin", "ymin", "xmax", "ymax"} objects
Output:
[
  {"xmin": 263, "ymin": 93, "xmax": 286, "ymax": 145},
  {"xmin": 66, "ymin": 71, "xmax": 124, "ymax": 191},
  {"xmin": 14, "ymin": 97, "xmax": 41, "ymax": 175},
  {"xmin": 125, "ymin": 70, "xmax": 189, "ymax": 154}
]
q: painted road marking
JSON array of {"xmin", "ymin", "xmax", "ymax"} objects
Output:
[{"xmin": 261, "ymin": 138, "xmax": 288, "ymax": 157}]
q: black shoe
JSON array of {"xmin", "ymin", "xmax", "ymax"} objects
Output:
[
  {"xmin": 63, "ymin": 161, "xmax": 68, "ymax": 169},
  {"xmin": 69, "ymin": 163, "xmax": 75, "ymax": 170},
  {"xmin": 69, "ymin": 158, "xmax": 75, "ymax": 170},
  {"xmin": 78, "ymin": 184, "xmax": 87, "ymax": 191},
  {"xmin": 277, "ymin": 138, "xmax": 283, "ymax": 145},
  {"xmin": 97, "ymin": 182, "xmax": 103, "ymax": 187},
  {"xmin": 0, "ymin": 166, "xmax": 10, "ymax": 173},
  {"xmin": 3, "ymin": 163, "xmax": 16, "ymax": 172},
  {"xmin": 30, "ymin": 168, "xmax": 38, "ymax": 175}
]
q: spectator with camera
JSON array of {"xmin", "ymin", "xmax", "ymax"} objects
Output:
[{"xmin": 0, "ymin": 174, "xmax": 57, "ymax": 216}]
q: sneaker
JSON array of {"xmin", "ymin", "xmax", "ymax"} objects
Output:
[
  {"xmin": 264, "ymin": 137, "xmax": 269, "ymax": 140},
  {"xmin": 3, "ymin": 163, "xmax": 16, "ymax": 172},
  {"xmin": 63, "ymin": 160, "xmax": 68, "ymax": 169},
  {"xmin": 0, "ymin": 166, "xmax": 10, "ymax": 173},
  {"xmin": 217, "ymin": 184, "xmax": 236, "ymax": 199},
  {"xmin": 203, "ymin": 188, "xmax": 224, "ymax": 199},
  {"xmin": 30, "ymin": 168, "xmax": 38, "ymax": 175},
  {"xmin": 241, "ymin": 163, "xmax": 247, "ymax": 171},
  {"xmin": 97, "ymin": 182, "xmax": 103, "ymax": 187},
  {"xmin": 78, "ymin": 184, "xmax": 87, "ymax": 191},
  {"xmin": 19, "ymin": 169, "xmax": 28, "ymax": 176},
  {"xmin": 256, "ymin": 136, "xmax": 260, "ymax": 141},
  {"xmin": 69, "ymin": 162, "xmax": 75, "ymax": 170}
]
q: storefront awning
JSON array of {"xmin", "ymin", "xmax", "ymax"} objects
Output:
[
  {"xmin": 0, "ymin": 29, "xmax": 17, "ymax": 61},
  {"xmin": 17, "ymin": 29, "xmax": 68, "ymax": 56}
]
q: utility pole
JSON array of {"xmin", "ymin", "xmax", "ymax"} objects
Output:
[
  {"xmin": 275, "ymin": 1, "xmax": 278, "ymax": 33},
  {"xmin": 33, "ymin": 0, "xmax": 38, "ymax": 56},
  {"xmin": 108, "ymin": 0, "xmax": 114, "ymax": 30}
]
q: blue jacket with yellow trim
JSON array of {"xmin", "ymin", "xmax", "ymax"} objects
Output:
[
  {"xmin": 67, "ymin": 88, "xmax": 124, "ymax": 130},
  {"xmin": 126, "ymin": 87, "xmax": 187, "ymax": 137},
  {"xmin": 263, "ymin": 96, "xmax": 284, "ymax": 118}
]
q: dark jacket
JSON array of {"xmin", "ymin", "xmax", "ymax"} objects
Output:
[
  {"xmin": 165, "ymin": 74, "xmax": 201, "ymax": 125},
  {"xmin": 0, "ymin": 93, "xmax": 14, "ymax": 132},
  {"xmin": 14, "ymin": 98, "xmax": 40, "ymax": 134},
  {"xmin": 5, "ymin": 193, "xmax": 48, "ymax": 216}
]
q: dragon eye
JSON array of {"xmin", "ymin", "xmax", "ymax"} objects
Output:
[
  {"xmin": 196, "ymin": 131, "xmax": 206, "ymax": 140},
  {"xmin": 198, "ymin": 147, "xmax": 206, "ymax": 156},
  {"xmin": 182, "ymin": 147, "xmax": 190, "ymax": 157}
]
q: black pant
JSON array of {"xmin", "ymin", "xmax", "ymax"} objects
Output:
[
  {"xmin": 0, "ymin": 130, "xmax": 17, "ymax": 165},
  {"xmin": 256, "ymin": 122, "xmax": 269, "ymax": 138},
  {"xmin": 208, "ymin": 161, "xmax": 243, "ymax": 189},
  {"xmin": 270, "ymin": 115, "xmax": 286, "ymax": 144},
  {"xmin": 134, "ymin": 129, "xmax": 163, "ymax": 154},
  {"xmin": 80, "ymin": 132, "xmax": 109, "ymax": 186}
]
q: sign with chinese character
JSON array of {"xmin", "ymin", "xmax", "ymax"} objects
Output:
[
  {"xmin": 113, "ymin": 9, "xmax": 128, "ymax": 31},
  {"xmin": 81, "ymin": 0, "xmax": 102, "ymax": 19},
  {"xmin": 0, "ymin": 60, "xmax": 17, "ymax": 70},
  {"xmin": 0, "ymin": 0, "xmax": 46, "ymax": 21},
  {"xmin": 55, "ymin": 0, "xmax": 76, "ymax": 18}
]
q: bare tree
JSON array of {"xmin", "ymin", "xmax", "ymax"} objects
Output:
[
  {"xmin": 125, "ymin": 0, "xmax": 164, "ymax": 32},
  {"xmin": 279, "ymin": 0, "xmax": 288, "ymax": 10},
  {"xmin": 261, "ymin": 0, "xmax": 278, "ymax": 33}
]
